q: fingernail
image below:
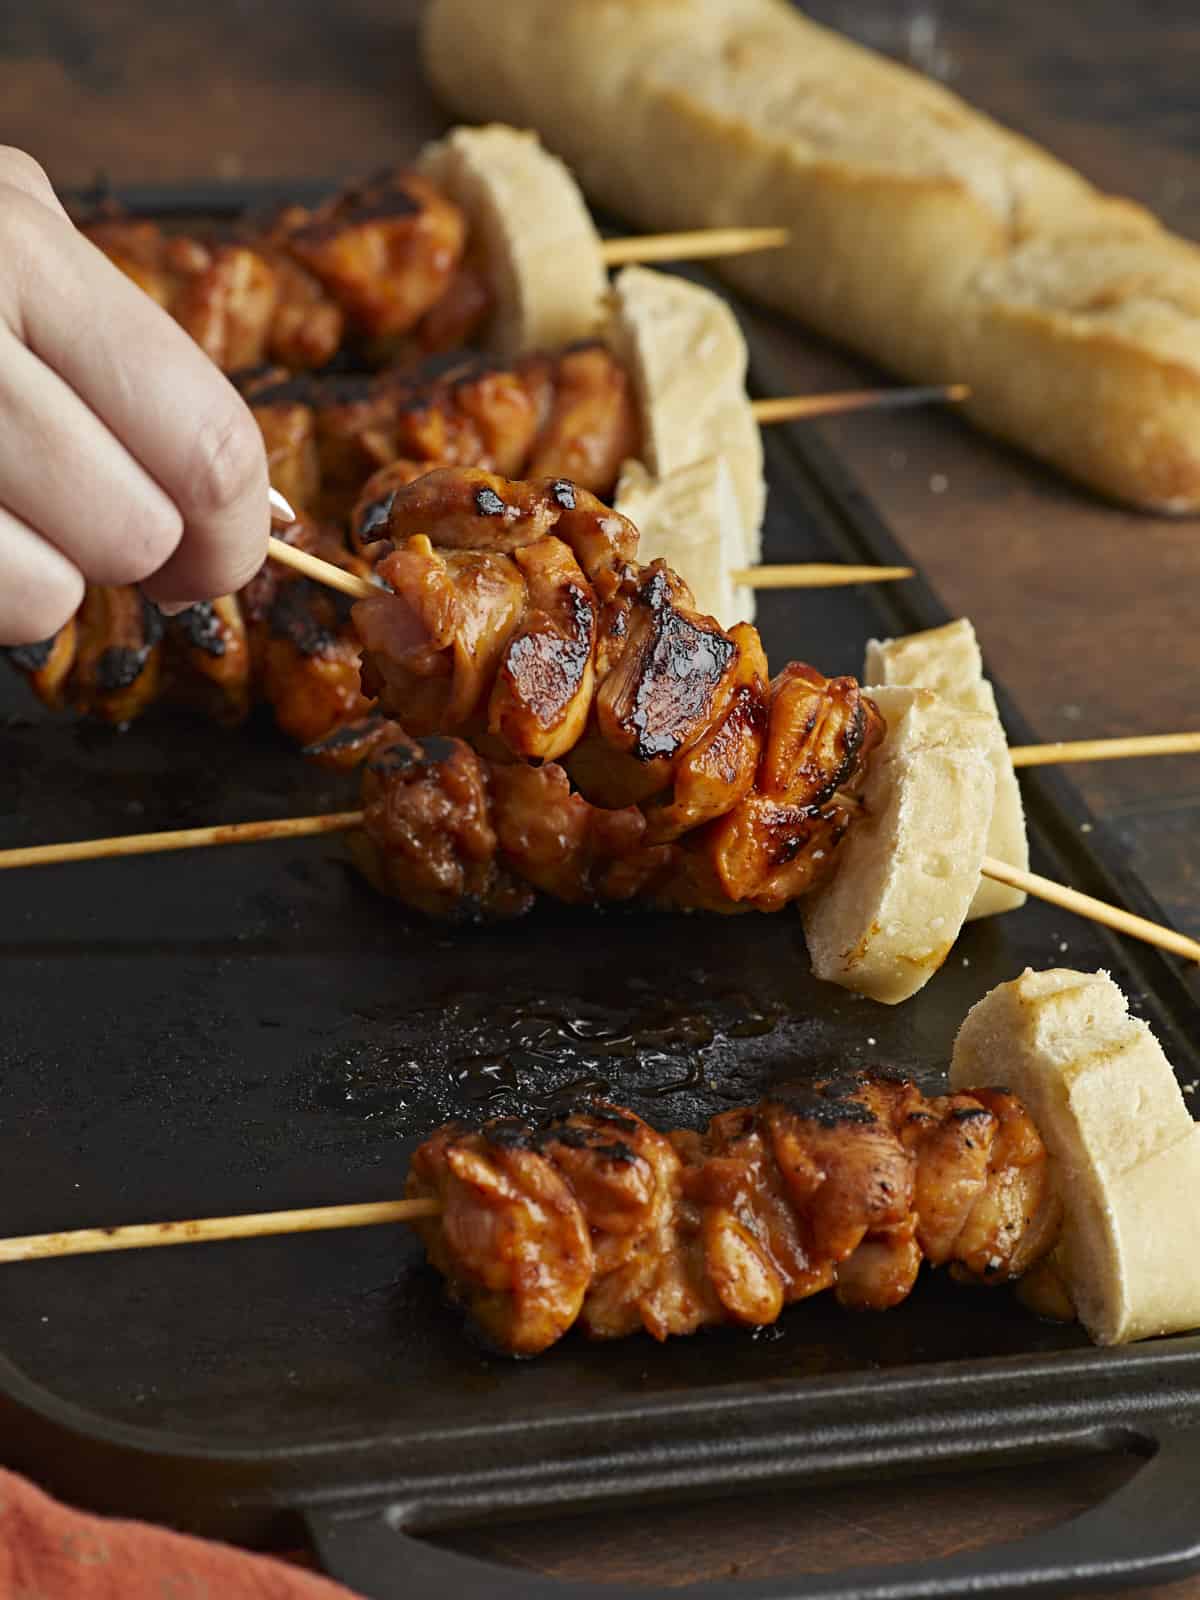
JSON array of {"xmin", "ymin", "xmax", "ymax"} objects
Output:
[{"xmin": 155, "ymin": 600, "xmax": 193, "ymax": 617}]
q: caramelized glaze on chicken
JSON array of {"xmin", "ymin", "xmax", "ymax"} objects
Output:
[
  {"xmin": 407, "ymin": 1079, "xmax": 1062, "ymax": 1355},
  {"xmin": 347, "ymin": 468, "xmax": 882, "ymax": 918}
]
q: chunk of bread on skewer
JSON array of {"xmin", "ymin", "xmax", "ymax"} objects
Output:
[
  {"xmin": 951, "ymin": 967, "xmax": 1200, "ymax": 1345},
  {"xmin": 604, "ymin": 266, "xmax": 765, "ymax": 569},
  {"xmin": 802, "ymin": 686, "xmax": 997, "ymax": 1004},
  {"xmin": 418, "ymin": 124, "xmax": 607, "ymax": 355},
  {"xmin": 865, "ymin": 619, "xmax": 1028, "ymax": 920},
  {"xmin": 614, "ymin": 456, "xmax": 751, "ymax": 627}
]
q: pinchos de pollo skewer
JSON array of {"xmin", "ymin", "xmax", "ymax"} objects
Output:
[
  {"xmin": 5, "ymin": 971, "xmax": 1198, "ymax": 1355},
  {"xmin": 3, "ymin": 361, "xmax": 953, "ymax": 739},
  {"xmin": 84, "ymin": 124, "xmax": 789, "ymax": 374},
  {"xmin": 6, "ymin": 471, "xmax": 1199, "ymax": 977}
]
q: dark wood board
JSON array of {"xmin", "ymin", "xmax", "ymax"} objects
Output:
[{"xmin": 2, "ymin": 1, "xmax": 1200, "ymax": 1592}]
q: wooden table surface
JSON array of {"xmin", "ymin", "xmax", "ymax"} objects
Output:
[{"xmin": 4, "ymin": 1, "xmax": 1200, "ymax": 1594}]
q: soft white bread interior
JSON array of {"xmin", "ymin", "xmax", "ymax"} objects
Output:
[
  {"xmin": 801, "ymin": 686, "xmax": 996, "ymax": 1005},
  {"xmin": 424, "ymin": 0, "xmax": 1200, "ymax": 510},
  {"xmin": 951, "ymin": 967, "xmax": 1200, "ymax": 1345},
  {"xmin": 864, "ymin": 619, "xmax": 1027, "ymax": 919},
  {"xmin": 614, "ymin": 456, "xmax": 752, "ymax": 627},
  {"xmin": 604, "ymin": 266, "xmax": 765, "ymax": 567},
  {"xmin": 418, "ymin": 124, "xmax": 607, "ymax": 355}
]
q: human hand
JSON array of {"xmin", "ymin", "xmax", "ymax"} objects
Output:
[{"xmin": 0, "ymin": 148, "xmax": 269, "ymax": 645}]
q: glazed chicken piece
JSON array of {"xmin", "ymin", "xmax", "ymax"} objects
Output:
[
  {"xmin": 408, "ymin": 1079, "xmax": 1062, "ymax": 1355},
  {"xmin": 393, "ymin": 357, "xmax": 551, "ymax": 480},
  {"xmin": 164, "ymin": 597, "xmax": 253, "ymax": 725},
  {"xmin": 408, "ymin": 1119, "xmax": 594, "ymax": 1356},
  {"xmin": 242, "ymin": 519, "xmax": 375, "ymax": 746},
  {"xmin": 86, "ymin": 219, "xmax": 280, "ymax": 371},
  {"xmin": 277, "ymin": 170, "xmax": 467, "ymax": 340},
  {"xmin": 407, "ymin": 256, "xmax": 494, "ymax": 356},
  {"xmin": 252, "ymin": 392, "xmax": 321, "ymax": 515},
  {"xmin": 354, "ymin": 722, "xmax": 672, "ymax": 912},
  {"xmin": 262, "ymin": 254, "xmax": 345, "ymax": 371},
  {"xmin": 354, "ymin": 727, "xmax": 532, "ymax": 922},
  {"xmin": 689, "ymin": 663, "xmax": 884, "ymax": 914},
  {"xmin": 527, "ymin": 343, "xmax": 641, "ymax": 496}
]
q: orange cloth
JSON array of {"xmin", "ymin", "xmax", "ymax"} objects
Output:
[{"xmin": 0, "ymin": 1468, "xmax": 362, "ymax": 1599}]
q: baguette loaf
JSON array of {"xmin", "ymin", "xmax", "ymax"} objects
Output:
[
  {"xmin": 424, "ymin": 0, "xmax": 1200, "ymax": 511},
  {"xmin": 951, "ymin": 967, "xmax": 1200, "ymax": 1344}
]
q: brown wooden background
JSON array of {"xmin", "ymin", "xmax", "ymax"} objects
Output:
[{"xmin": 3, "ymin": 1, "xmax": 1199, "ymax": 1592}]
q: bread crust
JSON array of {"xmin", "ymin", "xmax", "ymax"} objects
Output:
[
  {"xmin": 801, "ymin": 686, "xmax": 996, "ymax": 1005},
  {"xmin": 951, "ymin": 967, "xmax": 1200, "ymax": 1344},
  {"xmin": 864, "ymin": 619, "xmax": 1028, "ymax": 919},
  {"xmin": 424, "ymin": 0, "xmax": 1200, "ymax": 510}
]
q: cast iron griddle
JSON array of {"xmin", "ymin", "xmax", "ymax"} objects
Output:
[{"xmin": 1, "ymin": 187, "xmax": 1200, "ymax": 1598}]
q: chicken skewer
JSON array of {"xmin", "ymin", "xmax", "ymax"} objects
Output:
[
  {"xmin": 6, "ymin": 470, "xmax": 1199, "ymax": 963},
  {"xmin": 3, "ymin": 373, "xmax": 962, "ymax": 741},
  {"xmin": 3, "ymin": 808, "xmax": 1195, "ymax": 962},
  {"xmin": 0, "ymin": 1076, "xmax": 1062, "ymax": 1357},
  {"xmin": 6, "ymin": 968, "xmax": 1196, "ymax": 1357},
  {"xmin": 85, "ymin": 144, "xmax": 790, "ymax": 375}
]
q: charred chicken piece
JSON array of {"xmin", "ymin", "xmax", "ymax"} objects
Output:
[
  {"xmin": 71, "ymin": 587, "xmax": 164, "ymax": 726},
  {"xmin": 407, "ymin": 1079, "xmax": 1062, "ymax": 1355},
  {"xmin": 242, "ymin": 519, "xmax": 375, "ymax": 748},
  {"xmin": 277, "ymin": 170, "xmax": 467, "ymax": 340},
  {"xmin": 164, "ymin": 597, "xmax": 253, "ymax": 725},
  {"xmin": 4, "ymin": 622, "xmax": 78, "ymax": 711}
]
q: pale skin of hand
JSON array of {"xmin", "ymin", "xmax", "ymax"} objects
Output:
[{"xmin": 0, "ymin": 147, "xmax": 270, "ymax": 646}]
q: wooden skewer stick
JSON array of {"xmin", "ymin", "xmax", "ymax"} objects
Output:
[
  {"xmin": 0, "ymin": 1196, "xmax": 441, "ymax": 1264},
  {"xmin": 1008, "ymin": 732, "xmax": 1200, "ymax": 768},
  {"xmin": 750, "ymin": 384, "xmax": 968, "ymax": 425},
  {"xmin": 599, "ymin": 225, "xmax": 789, "ymax": 267},
  {"xmin": 1, "ymin": 817, "xmax": 1195, "ymax": 963},
  {"xmin": 267, "ymin": 539, "xmax": 917, "ymax": 598},
  {"xmin": 0, "ymin": 812, "xmax": 364, "ymax": 871},
  {"xmin": 730, "ymin": 563, "xmax": 913, "ymax": 588},
  {"xmin": 980, "ymin": 856, "xmax": 1200, "ymax": 964}
]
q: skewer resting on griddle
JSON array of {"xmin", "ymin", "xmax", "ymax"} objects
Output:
[
  {"xmin": 0, "ymin": 1196, "xmax": 441, "ymax": 1263},
  {"xmin": 2, "ymin": 811, "xmax": 1196, "ymax": 963}
]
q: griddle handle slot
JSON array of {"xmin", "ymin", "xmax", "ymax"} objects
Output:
[{"xmin": 307, "ymin": 1424, "xmax": 1200, "ymax": 1599}]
